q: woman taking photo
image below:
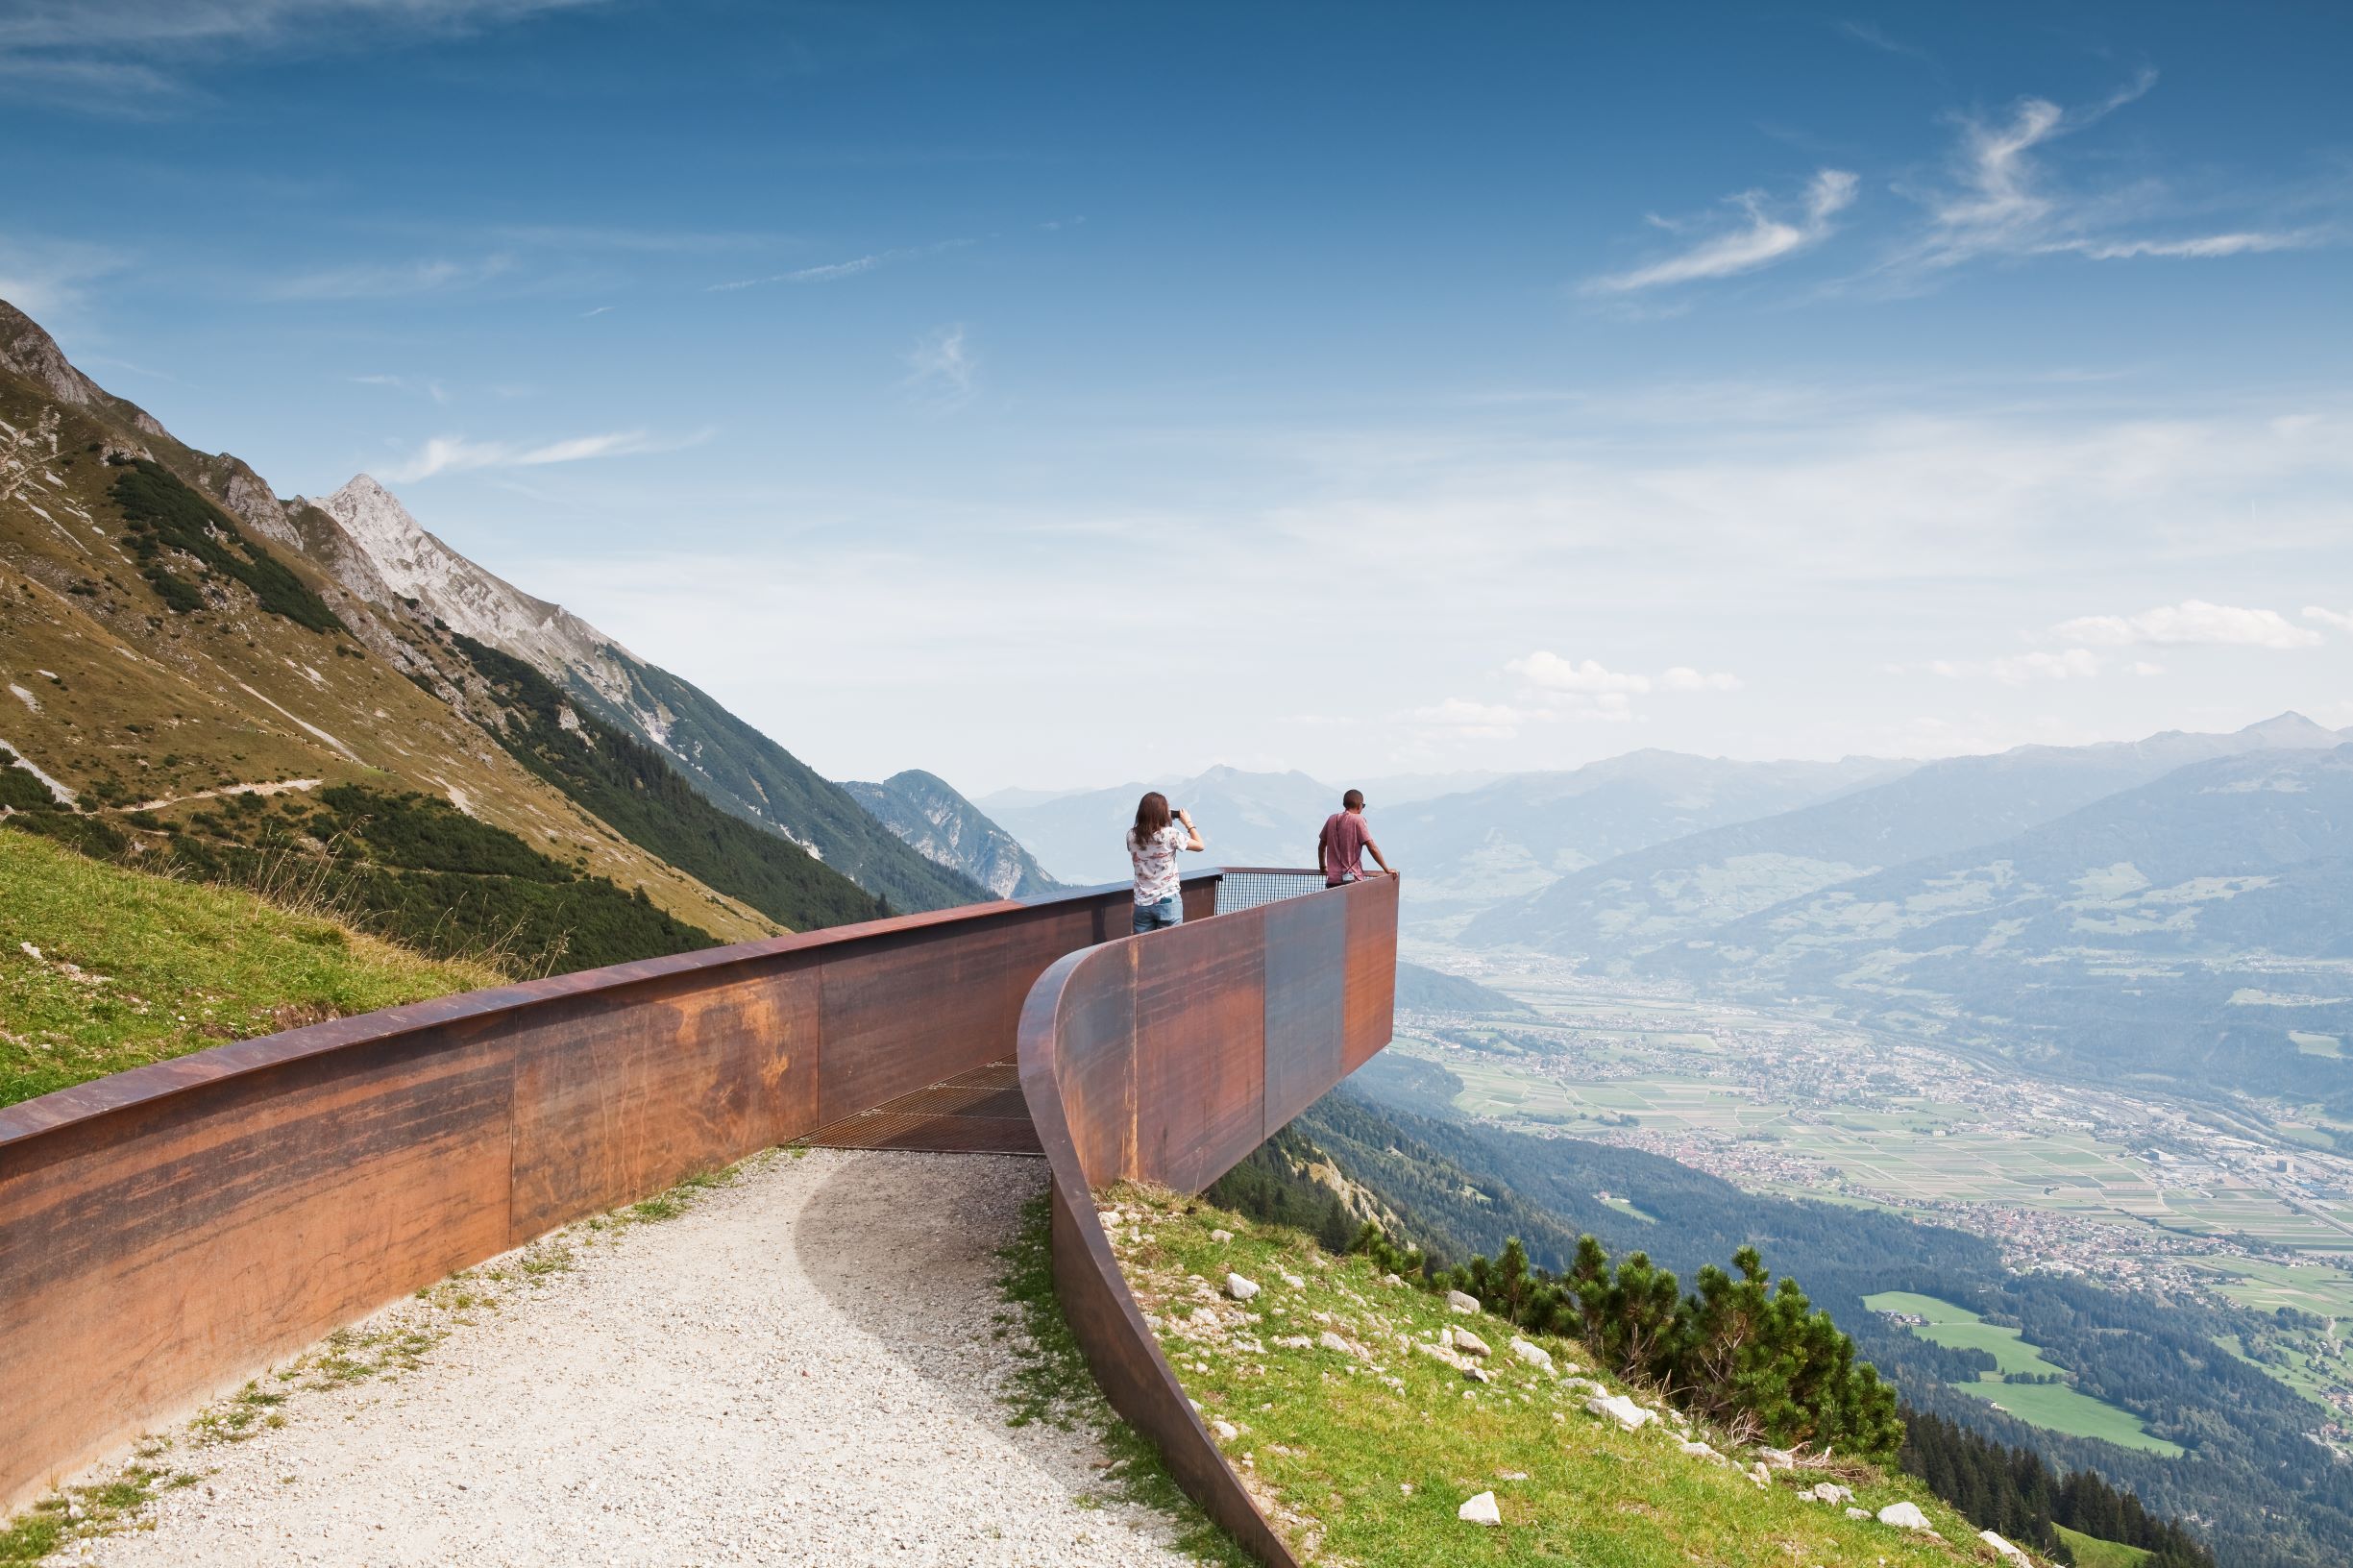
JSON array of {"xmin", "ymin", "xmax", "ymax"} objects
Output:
[{"xmin": 1126, "ymin": 792, "xmax": 1204, "ymax": 934}]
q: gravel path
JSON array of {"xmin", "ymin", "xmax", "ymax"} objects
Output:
[{"xmin": 68, "ymin": 1149, "xmax": 1197, "ymax": 1568}]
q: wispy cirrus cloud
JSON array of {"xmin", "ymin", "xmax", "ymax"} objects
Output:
[
  {"xmin": 1924, "ymin": 648, "xmax": 2104, "ymax": 684},
  {"xmin": 0, "ymin": 231, "xmax": 128, "ymax": 318},
  {"xmin": 1586, "ymin": 168, "xmax": 1857, "ymax": 293},
  {"xmin": 268, "ymin": 253, "xmax": 517, "ymax": 302},
  {"xmin": 2055, "ymin": 600, "xmax": 2322, "ymax": 649},
  {"xmin": 0, "ymin": 0, "xmax": 598, "ymax": 110},
  {"xmin": 352, "ymin": 373, "xmax": 450, "ymax": 404},
  {"xmin": 1883, "ymin": 73, "xmax": 2329, "ymax": 282},
  {"xmin": 380, "ymin": 426, "xmax": 710, "ymax": 482},
  {"xmin": 901, "ymin": 323, "xmax": 976, "ymax": 405},
  {"xmin": 708, "ymin": 237, "xmax": 972, "ymax": 293}
]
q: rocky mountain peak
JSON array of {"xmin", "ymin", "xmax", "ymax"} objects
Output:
[{"xmin": 0, "ymin": 298, "xmax": 168, "ymax": 437}]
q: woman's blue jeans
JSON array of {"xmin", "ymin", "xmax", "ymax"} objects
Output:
[{"xmin": 1132, "ymin": 895, "xmax": 1183, "ymax": 935}]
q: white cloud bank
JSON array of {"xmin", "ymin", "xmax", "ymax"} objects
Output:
[{"xmin": 2055, "ymin": 600, "xmax": 2323, "ymax": 649}]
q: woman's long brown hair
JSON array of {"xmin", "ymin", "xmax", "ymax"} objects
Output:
[{"xmin": 1132, "ymin": 790, "xmax": 1172, "ymax": 842}]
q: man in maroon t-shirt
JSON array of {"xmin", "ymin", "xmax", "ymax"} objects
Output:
[{"xmin": 1316, "ymin": 789, "xmax": 1396, "ymax": 887}]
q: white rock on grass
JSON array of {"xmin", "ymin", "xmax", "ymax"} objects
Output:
[
  {"xmin": 1507, "ymin": 1336, "xmax": 1553, "ymax": 1372},
  {"xmin": 1562, "ymin": 1377, "xmax": 1606, "ymax": 1398},
  {"xmin": 1211, "ymin": 1419, "xmax": 1239, "ymax": 1441},
  {"xmin": 1846, "ymin": 1507, "xmax": 1872, "ymax": 1521},
  {"xmin": 1281, "ymin": 1272, "xmax": 1305, "ymax": 1288},
  {"xmin": 1225, "ymin": 1273, "xmax": 1260, "ymax": 1301},
  {"xmin": 1758, "ymin": 1446, "xmax": 1798, "ymax": 1469},
  {"xmin": 1209, "ymin": 1229, "xmax": 1234, "ymax": 1242},
  {"xmin": 1876, "ymin": 1501, "xmax": 1934, "ymax": 1531},
  {"xmin": 1980, "ymin": 1530, "xmax": 2027, "ymax": 1560},
  {"xmin": 1802, "ymin": 1482, "xmax": 1854, "ymax": 1505},
  {"xmin": 1458, "ymin": 1491, "xmax": 1502, "ymax": 1527},
  {"xmin": 1453, "ymin": 1327, "xmax": 1492, "ymax": 1359},
  {"xmin": 1748, "ymin": 1461, "xmax": 1771, "ymax": 1488},
  {"xmin": 1678, "ymin": 1440, "xmax": 1726, "ymax": 1464},
  {"xmin": 1446, "ymin": 1289, "xmax": 1481, "ymax": 1314},
  {"xmin": 1317, "ymin": 1331, "xmax": 1355, "ymax": 1358},
  {"xmin": 1583, "ymin": 1393, "xmax": 1654, "ymax": 1431}
]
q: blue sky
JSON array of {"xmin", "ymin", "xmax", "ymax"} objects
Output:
[{"xmin": 5, "ymin": 1, "xmax": 2350, "ymax": 791}]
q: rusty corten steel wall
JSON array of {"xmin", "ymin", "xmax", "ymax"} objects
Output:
[
  {"xmin": 1017, "ymin": 873, "xmax": 1400, "ymax": 1568},
  {"xmin": 0, "ymin": 872, "xmax": 1213, "ymax": 1514}
]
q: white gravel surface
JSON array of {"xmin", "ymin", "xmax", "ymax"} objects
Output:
[{"xmin": 68, "ymin": 1149, "xmax": 1197, "ymax": 1568}]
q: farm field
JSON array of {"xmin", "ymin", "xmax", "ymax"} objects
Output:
[{"xmin": 1863, "ymin": 1292, "xmax": 2183, "ymax": 1456}]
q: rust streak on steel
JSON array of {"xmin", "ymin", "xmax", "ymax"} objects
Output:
[
  {"xmin": 0, "ymin": 871, "xmax": 1220, "ymax": 1514},
  {"xmin": 1017, "ymin": 872, "xmax": 1400, "ymax": 1568}
]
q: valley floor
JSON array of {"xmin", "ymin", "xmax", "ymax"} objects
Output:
[{"xmin": 37, "ymin": 1150, "xmax": 1191, "ymax": 1568}]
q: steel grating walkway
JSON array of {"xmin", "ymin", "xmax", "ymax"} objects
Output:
[{"xmin": 800, "ymin": 1060, "xmax": 1042, "ymax": 1156}]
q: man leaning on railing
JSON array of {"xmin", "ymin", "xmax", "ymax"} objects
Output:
[{"xmin": 1316, "ymin": 789, "xmax": 1397, "ymax": 888}]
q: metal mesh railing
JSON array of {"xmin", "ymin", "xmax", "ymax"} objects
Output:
[{"xmin": 1213, "ymin": 869, "xmax": 1330, "ymax": 915}]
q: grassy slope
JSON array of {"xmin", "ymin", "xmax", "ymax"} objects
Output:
[
  {"xmin": 1109, "ymin": 1185, "xmax": 2006, "ymax": 1568},
  {"xmin": 1863, "ymin": 1292, "xmax": 2183, "ymax": 1457},
  {"xmin": 0, "ymin": 826, "xmax": 496, "ymax": 1108},
  {"xmin": 2056, "ymin": 1524, "xmax": 2152, "ymax": 1568}
]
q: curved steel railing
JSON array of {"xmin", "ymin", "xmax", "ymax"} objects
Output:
[
  {"xmin": 0, "ymin": 871, "xmax": 1222, "ymax": 1512},
  {"xmin": 1017, "ymin": 872, "xmax": 1399, "ymax": 1567}
]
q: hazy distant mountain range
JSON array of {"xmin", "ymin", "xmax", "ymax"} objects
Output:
[
  {"xmin": 1465, "ymin": 713, "xmax": 2344, "ymax": 955},
  {"xmin": 1642, "ymin": 736, "xmax": 2353, "ymax": 1100}
]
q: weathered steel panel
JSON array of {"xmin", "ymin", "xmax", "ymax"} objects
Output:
[
  {"xmin": 1050, "ymin": 944, "xmax": 1137, "ymax": 1181},
  {"xmin": 0, "ymin": 1035, "xmax": 511, "ymax": 1508},
  {"xmin": 1342, "ymin": 875, "xmax": 1400, "ymax": 1072},
  {"xmin": 507, "ymin": 962, "xmax": 819, "ymax": 1240},
  {"xmin": 815, "ymin": 924, "xmax": 1009, "ymax": 1126},
  {"xmin": 1133, "ymin": 915, "xmax": 1265, "ymax": 1194},
  {"xmin": 1016, "ymin": 874, "xmax": 1397, "ymax": 1568},
  {"xmin": 0, "ymin": 875, "xmax": 1228, "ymax": 1515},
  {"xmin": 1261, "ymin": 892, "xmax": 1347, "ymax": 1134}
]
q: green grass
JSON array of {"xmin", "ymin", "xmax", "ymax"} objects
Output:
[
  {"xmin": 2053, "ymin": 1522, "xmax": 2151, "ymax": 1567},
  {"xmin": 0, "ymin": 825, "xmax": 503, "ymax": 1108},
  {"xmin": 1864, "ymin": 1292, "xmax": 2182, "ymax": 1456},
  {"xmin": 1113, "ymin": 1187, "xmax": 1987, "ymax": 1566},
  {"xmin": 993, "ymin": 1194, "xmax": 1251, "ymax": 1566}
]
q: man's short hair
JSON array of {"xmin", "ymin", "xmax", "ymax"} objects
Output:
[{"xmin": 1342, "ymin": 789, "xmax": 1365, "ymax": 810}]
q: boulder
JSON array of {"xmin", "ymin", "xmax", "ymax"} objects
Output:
[
  {"xmin": 1980, "ymin": 1531, "xmax": 2027, "ymax": 1560},
  {"xmin": 1211, "ymin": 1418, "xmax": 1239, "ymax": 1441},
  {"xmin": 1225, "ymin": 1273, "xmax": 1261, "ymax": 1301},
  {"xmin": 1318, "ymin": 1331, "xmax": 1355, "ymax": 1358},
  {"xmin": 1876, "ymin": 1501, "xmax": 1933, "ymax": 1531},
  {"xmin": 1804, "ymin": 1482, "xmax": 1854, "ymax": 1505},
  {"xmin": 1507, "ymin": 1336, "xmax": 1554, "ymax": 1373},
  {"xmin": 1758, "ymin": 1446, "xmax": 1798, "ymax": 1469},
  {"xmin": 1458, "ymin": 1491, "xmax": 1501, "ymax": 1527},
  {"xmin": 1446, "ymin": 1289, "xmax": 1482, "ymax": 1314},
  {"xmin": 1453, "ymin": 1328, "xmax": 1493, "ymax": 1359},
  {"xmin": 1583, "ymin": 1393, "xmax": 1654, "ymax": 1431}
]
